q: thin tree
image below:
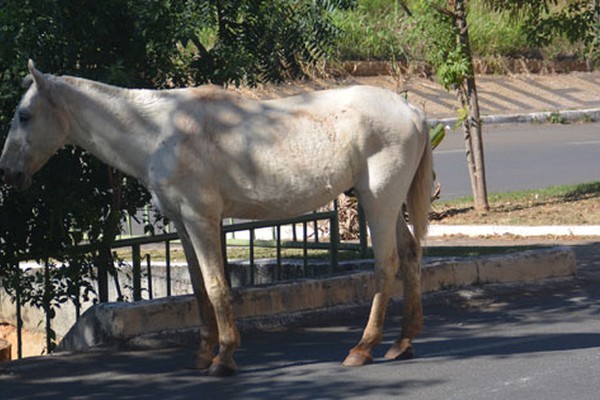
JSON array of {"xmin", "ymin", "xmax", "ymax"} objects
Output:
[
  {"xmin": 452, "ymin": 0, "xmax": 488, "ymax": 212},
  {"xmin": 402, "ymin": 0, "xmax": 489, "ymax": 211}
]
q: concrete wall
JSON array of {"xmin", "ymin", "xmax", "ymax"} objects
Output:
[{"xmin": 55, "ymin": 246, "xmax": 576, "ymax": 352}]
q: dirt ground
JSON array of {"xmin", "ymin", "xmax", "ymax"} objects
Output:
[
  {"xmin": 431, "ymin": 196, "xmax": 600, "ymax": 226},
  {"xmin": 0, "ymin": 322, "xmax": 47, "ymax": 361}
]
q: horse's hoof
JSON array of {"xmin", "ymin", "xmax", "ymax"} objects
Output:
[
  {"xmin": 384, "ymin": 342, "xmax": 415, "ymax": 361},
  {"xmin": 342, "ymin": 351, "xmax": 373, "ymax": 367},
  {"xmin": 207, "ymin": 362, "xmax": 236, "ymax": 377},
  {"xmin": 193, "ymin": 357, "xmax": 213, "ymax": 370}
]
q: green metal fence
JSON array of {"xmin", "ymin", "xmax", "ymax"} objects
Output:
[{"xmin": 5, "ymin": 204, "xmax": 369, "ymax": 359}]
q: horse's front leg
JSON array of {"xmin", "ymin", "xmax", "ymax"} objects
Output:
[
  {"xmin": 185, "ymin": 216, "xmax": 240, "ymax": 377},
  {"xmin": 174, "ymin": 222, "xmax": 218, "ymax": 370}
]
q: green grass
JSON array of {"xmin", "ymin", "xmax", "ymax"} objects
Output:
[
  {"xmin": 330, "ymin": 0, "xmax": 582, "ymax": 63},
  {"xmin": 466, "ymin": 2, "xmax": 530, "ymax": 58},
  {"xmin": 424, "ymin": 245, "xmax": 540, "ymax": 258},
  {"xmin": 331, "ymin": 1, "xmax": 406, "ymax": 61},
  {"xmin": 225, "ymin": 244, "xmax": 534, "ymax": 262},
  {"xmin": 435, "ymin": 181, "xmax": 600, "ymax": 209},
  {"xmin": 117, "ymin": 238, "xmax": 535, "ymax": 266}
]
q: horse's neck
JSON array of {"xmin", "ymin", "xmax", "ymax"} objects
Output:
[{"xmin": 58, "ymin": 78, "xmax": 160, "ymax": 184}]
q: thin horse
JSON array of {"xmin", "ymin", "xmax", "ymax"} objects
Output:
[{"xmin": 0, "ymin": 61, "xmax": 433, "ymax": 377}]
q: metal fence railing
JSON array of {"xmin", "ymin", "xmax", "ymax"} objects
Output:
[{"xmin": 3, "ymin": 204, "xmax": 370, "ymax": 360}]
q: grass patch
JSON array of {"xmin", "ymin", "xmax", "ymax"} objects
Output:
[
  {"xmin": 113, "ymin": 240, "xmax": 539, "ymax": 266},
  {"xmin": 330, "ymin": 0, "xmax": 580, "ymax": 63},
  {"xmin": 425, "ymin": 245, "xmax": 540, "ymax": 258}
]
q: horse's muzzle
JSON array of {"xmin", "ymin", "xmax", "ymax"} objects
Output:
[{"xmin": 0, "ymin": 165, "xmax": 31, "ymax": 191}]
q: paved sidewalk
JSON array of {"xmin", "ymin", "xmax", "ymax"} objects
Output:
[
  {"xmin": 1, "ymin": 238, "xmax": 598, "ymax": 400},
  {"xmin": 347, "ymin": 71, "xmax": 600, "ymax": 121}
]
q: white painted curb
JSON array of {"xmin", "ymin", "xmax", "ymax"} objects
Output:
[
  {"xmin": 429, "ymin": 108, "xmax": 600, "ymax": 127},
  {"xmin": 428, "ymin": 225, "xmax": 600, "ymax": 238}
]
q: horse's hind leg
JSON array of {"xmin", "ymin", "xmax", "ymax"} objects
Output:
[
  {"xmin": 343, "ymin": 204, "xmax": 402, "ymax": 367},
  {"xmin": 175, "ymin": 222, "xmax": 219, "ymax": 370},
  {"xmin": 384, "ymin": 216, "xmax": 423, "ymax": 361}
]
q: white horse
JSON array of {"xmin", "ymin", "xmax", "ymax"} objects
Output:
[{"xmin": 0, "ymin": 60, "xmax": 432, "ymax": 377}]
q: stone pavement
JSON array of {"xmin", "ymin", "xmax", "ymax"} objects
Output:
[
  {"xmin": 368, "ymin": 71, "xmax": 600, "ymax": 119},
  {"xmin": 243, "ymin": 70, "xmax": 600, "ymax": 121}
]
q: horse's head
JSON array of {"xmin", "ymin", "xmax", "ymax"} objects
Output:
[{"xmin": 0, "ymin": 60, "xmax": 70, "ymax": 191}]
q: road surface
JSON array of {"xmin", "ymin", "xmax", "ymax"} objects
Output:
[
  {"xmin": 433, "ymin": 122, "xmax": 600, "ymax": 199},
  {"xmin": 2, "ymin": 241, "xmax": 599, "ymax": 400}
]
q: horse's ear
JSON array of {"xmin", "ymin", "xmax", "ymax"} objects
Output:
[{"xmin": 27, "ymin": 59, "xmax": 47, "ymax": 90}]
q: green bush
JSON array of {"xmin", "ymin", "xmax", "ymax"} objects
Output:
[
  {"xmin": 331, "ymin": 0, "xmax": 407, "ymax": 60},
  {"xmin": 331, "ymin": 0, "xmax": 593, "ymax": 63},
  {"xmin": 467, "ymin": 2, "xmax": 530, "ymax": 57}
]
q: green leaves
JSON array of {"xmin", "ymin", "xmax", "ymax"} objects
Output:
[
  {"xmin": 0, "ymin": 0, "xmax": 352, "ymax": 337},
  {"xmin": 405, "ymin": 1, "xmax": 472, "ymax": 90},
  {"xmin": 436, "ymin": 45, "xmax": 472, "ymax": 91},
  {"xmin": 188, "ymin": 0, "xmax": 355, "ymax": 85}
]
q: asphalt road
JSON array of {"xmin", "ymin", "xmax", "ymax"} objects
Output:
[
  {"xmin": 2, "ymin": 242, "xmax": 599, "ymax": 400},
  {"xmin": 433, "ymin": 122, "xmax": 600, "ymax": 199}
]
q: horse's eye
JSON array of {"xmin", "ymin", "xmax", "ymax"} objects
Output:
[{"xmin": 18, "ymin": 110, "xmax": 32, "ymax": 124}]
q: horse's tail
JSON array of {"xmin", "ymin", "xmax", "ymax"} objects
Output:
[{"xmin": 406, "ymin": 119, "xmax": 433, "ymax": 256}]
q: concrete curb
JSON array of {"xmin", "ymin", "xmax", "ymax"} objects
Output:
[
  {"xmin": 57, "ymin": 246, "xmax": 576, "ymax": 352},
  {"xmin": 428, "ymin": 225, "xmax": 600, "ymax": 237},
  {"xmin": 428, "ymin": 108, "xmax": 600, "ymax": 127}
]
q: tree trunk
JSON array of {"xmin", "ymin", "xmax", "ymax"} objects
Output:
[{"xmin": 453, "ymin": 0, "xmax": 489, "ymax": 212}]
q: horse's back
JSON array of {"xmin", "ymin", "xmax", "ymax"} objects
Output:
[
  {"xmin": 157, "ymin": 84, "xmax": 428, "ymax": 219},
  {"xmin": 268, "ymin": 85, "xmax": 419, "ymax": 114}
]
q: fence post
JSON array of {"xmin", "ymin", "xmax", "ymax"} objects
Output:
[
  {"xmin": 276, "ymin": 225, "xmax": 282, "ymax": 280},
  {"xmin": 165, "ymin": 240, "xmax": 171, "ymax": 297},
  {"xmin": 249, "ymin": 229, "xmax": 255, "ymax": 285},
  {"xmin": 96, "ymin": 247, "xmax": 110, "ymax": 303},
  {"xmin": 313, "ymin": 212, "xmax": 319, "ymax": 242},
  {"xmin": 357, "ymin": 203, "xmax": 369, "ymax": 258},
  {"xmin": 72, "ymin": 259, "xmax": 81, "ymax": 319},
  {"xmin": 302, "ymin": 221, "xmax": 308, "ymax": 277},
  {"xmin": 14, "ymin": 263, "xmax": 23, "ymax": 359},
  {"xmin": 146, "ymin": 254, "xmax": 153, "ymax": 300},
  {"xmin": 132, "ymin": 244, "xmax": 142, "ymax": 301},
  {"xmin": 43, "ymin": 258, "xmax": 53, "ymax": 353},
  {"xmin": 329, "ymin": 212, "xmax": 339, "ymax": 274}
]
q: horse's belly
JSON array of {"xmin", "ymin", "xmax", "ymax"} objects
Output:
[
  {"xmin": 222, "ymin": 171, "xmax": 353, "ymax": 220},
  {"xmin": 220, "ymin": 137, "xmax": 357, "ymax": 219}
]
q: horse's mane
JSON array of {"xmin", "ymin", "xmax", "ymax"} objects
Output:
[{"xmin": 61, "ymin": 76, "xmax": 129, "ymax": 99}]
